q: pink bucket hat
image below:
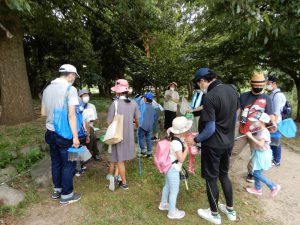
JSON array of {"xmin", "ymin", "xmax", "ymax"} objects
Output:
[{"xmin": 111, "ymin": 79, "xmax": 129, "ymax": 93}]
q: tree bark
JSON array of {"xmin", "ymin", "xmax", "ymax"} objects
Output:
[
  {"xmin": 294, "ymin": 78, "xmax": 300, "ymax": 122},
  {"xmin": 0, "ymin": 11, "xmax": 36, "ymax": 125}
]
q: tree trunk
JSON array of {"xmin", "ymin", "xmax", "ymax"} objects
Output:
[
  {"xmin": 0, "ymin": 11, "xmax": 36, "ymax": 125},
  {"xmin": 295, "ymin": 78, "xmax": 300, "ymax": 122}
]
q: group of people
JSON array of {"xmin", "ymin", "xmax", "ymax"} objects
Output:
[{"xmin": 41, "ymin": 64, "xmax": 287, "ymax": 224}]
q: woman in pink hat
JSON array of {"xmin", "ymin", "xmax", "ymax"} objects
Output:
[{"xmin": 106, "ymin": 79, "xmax": 140, "ymax": 190}]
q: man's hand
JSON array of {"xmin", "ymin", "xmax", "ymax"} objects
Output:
[
  {"xmin": 269, "ymin": 124, "xmax": 278, "ymax": 133},
  {"xmin": 73, "ymin": 137, "xmax": 80, "ymax": 148},
  {"xmin": 186, "ymin": 136, "xmax": 196, "ymax": 146},
  {"xmin": 186, "ymin": 109, "xmax": 193, "ymax": 113}
]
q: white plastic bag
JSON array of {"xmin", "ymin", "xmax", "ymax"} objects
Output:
[
  {"xmin": 180, "ymin": 97, "xmax": 191, "ymax": 115},
  {"xmin": 79, "ymin": 146, "xmax": 92, "ymax": 162}
]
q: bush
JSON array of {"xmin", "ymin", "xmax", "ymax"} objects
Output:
[{"xmin": 0, "ymin": 151, "xmax": 14, "ymax": 169}]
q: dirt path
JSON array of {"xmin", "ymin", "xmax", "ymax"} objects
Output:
[
  {"xmin": 232, "ymin": 144, "xmax": 300, "ymax": 225},
  {"xmin": 8, "ymin": 145, "xmax": 299, "ymax": 225}
]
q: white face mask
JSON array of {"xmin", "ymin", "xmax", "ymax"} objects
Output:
[
  {"xmin": 266, "ymin": 84, "xmax": 273, "ymax": 91},
  {"xmin": 170, "ymin": 87, "xmax": 175, "ymax": 91},
  {"xmin": 201, "ymin": 89, "xmax": 207, "ymax": 94},
  {"xmin": 82, "ymin": 96, "xmax": 90, "ymax": 104}
]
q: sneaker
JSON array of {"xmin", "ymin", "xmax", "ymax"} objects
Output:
[
  {"xmin": 158, "ymin": 202, "xmax": 169, "ymax": 211},
  {"xmin": 218, "ymin": 204, "xmax": 236, "ymax": 221},
  {"xmin": 60, "ymin": 193, "xmax": 81, "ymax": 206},
  {"xmin": 167, "ymin": 209, "xmax": 185, "ymax": 219},
  {"xmin": 81, "ymin": 166, "xmax": 87, "ymax": 170},
  {"xmin": 246, "ymin": 173, "xmax": 254, "ymax": 183},
  {"xmin": 106, "ymin": 174, "xmax": 114, "ymax": 180},
  {"xmin": 274, "ymin": 162, "xmax": 280, "ymax": 167},
  {"xmin": 271, "ymin": 185, "xmax": 281, "ymax": 197},
  {"xmin": 94, "ymin": 155, "xmax": 102, "ymax": 161},
  {"xmin": 120, "ymin": 183, "xmax": 129, "ymax": 190},
  {"xmin": 197, "ymin": 208, "xmax": 221, "ymax": 225},
  {"xmin": 246, "ymin": 187, "xmax": 262, "ymax": 196},
  {"xmin": 75, "ymin": 171, "xmax": 81, "ymax": 177},
  {"xmin": 146, "ymin": 154, "xmax": 153, "ymax": 159},
  {"xmin": 141, "ymin": 151, "xmax": 147, "ymax": 157},
  {"xmin": 108, "ymin": 176, "xmax": 115, "ymax": 191},
  {"xmin": 51, "ymin": 191, "xmax": 61, "ymax": 200}
]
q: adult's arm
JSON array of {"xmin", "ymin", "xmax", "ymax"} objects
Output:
[
  {"xmin": 41, "ymin": 104, "xmax": 46, "ymax": 117},
  {"xmin": 194, "ymin": 121, "xmax": 216, "ymax": 143}
]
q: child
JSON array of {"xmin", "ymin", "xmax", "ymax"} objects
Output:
[
  {"xmin": 159, "ymin": 116, "xmax": 192, "ymax": 219},
  {"xmin": 138, "ymin": 92, "xmax": 157, "ymax": 158},
  {"xmin": 245, "ymin": 112, "xmax": 281, "ymax": 197}
]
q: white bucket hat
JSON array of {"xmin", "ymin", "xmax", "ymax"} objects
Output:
[
  {"xmin": 169, "ymin": 116, "xmax": 193, "ymax": 134},
  {"xmin": 59, "ymin": 64, "xmax": 80, "ymax": 77}
]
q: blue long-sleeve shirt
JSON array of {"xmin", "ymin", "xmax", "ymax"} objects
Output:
[{"xmin": 140, "ymin": 103, "xmax": 157, "ymax": 132}]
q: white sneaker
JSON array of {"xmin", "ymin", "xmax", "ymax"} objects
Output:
[
  {"xmin": 106, "ymin": 174, "xmax": 113, "ymax": 181},
  {"xmin": 108, "ymin": 176, "xmax": 115, "ymax": 191},
  {"xmin": 167, "ymin": 209, "xmax": 185, "ymax": 219},
  {"xmin": 218, "ymin": 204, "xmax": 236, "ymax": 221},
  {"xmin": 197, "ymin": 208, "xmax": 221, "ymax": 225},
  {"xmin": 158, "ymin": 202, "xmax": 169, "ymax": 211}
]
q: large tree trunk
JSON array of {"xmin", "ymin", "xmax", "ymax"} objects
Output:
[
  {"xmin": 295, "ymin": 78, "xmax": 300, "ymax": 122},
  {"xmin": 0, "ymin": 11, "xmax": 36, "ymax": 125}
]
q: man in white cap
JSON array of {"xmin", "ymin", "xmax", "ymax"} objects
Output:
[{"xmin": 41, "ymin": 64, "xmax": 81, "ymax": 206}]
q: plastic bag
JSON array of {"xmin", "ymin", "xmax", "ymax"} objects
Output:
[{"xmin": 180, "ymin": 97, "xmax": 191, "ymax": 115}]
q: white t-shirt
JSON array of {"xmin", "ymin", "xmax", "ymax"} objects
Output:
[
  {"xmin": 250, "ymin": 128, "xmax": 271, "ymax": 151},
  {"xmin": 42, "ymin": 78, "xmax": 79, "ymax": 131},
  {"xmin": 164, "ymin": 90, "xmax": 179, "ymax": 112},
  {"xmin": 170, "ymin": 139, "xmax": 183, "ymax": 171},
  {"xmin": 82, "ymin": 103, "xmax": 97, "ymax": 127}
]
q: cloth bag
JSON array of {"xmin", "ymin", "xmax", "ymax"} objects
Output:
[
  {"xmin": 53, "ymin": 86, "xmax": 83, "ymax": 139},
  {"xmin": 103, "ymin": 101, "xmax": 124, "ymax": 145}
]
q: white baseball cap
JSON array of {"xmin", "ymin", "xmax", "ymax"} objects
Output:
[{"xmin": 58, "ymin": 64, "xmax": 80, "ymax": 77}]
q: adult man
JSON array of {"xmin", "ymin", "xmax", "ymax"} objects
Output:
[
  {"xmin": 163, "ymin": 82, "xmax": 179, "ymax": 129},
  {"xmin": 41, "ymin": 64, "xmax": 81, "ymax": 206},
  {"xmin": 78, "ymin": 89, "xmax": 101, "ymax": 161},
  {"xmin": 267, "ymin": 76, "xmax": 287, "ymax": 166},
  {"xmin": 231, "ymin": 72, "xmax": 276, "ymax": 183},
  {"xmin": 187, "ymin": 68, "xmax": 238, "ymax": 224}
]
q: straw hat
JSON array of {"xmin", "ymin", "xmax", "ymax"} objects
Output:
[
  {"xmin": 111, "ymin": 79, "xmax": 129, "ymax": 93},
  {"xmin": 250, "ymin": 72, "xmax": 266, "ymax": 85},
  {"xmin": 169, "ymin": 82, "xmax": 178, "ymax": 87},
  {"xmin": 169, "ymin": 116, "xmax": 193, "ymax": 134}
]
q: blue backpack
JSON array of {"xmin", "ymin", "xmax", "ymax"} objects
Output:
[{"xmin": 53, "ymin": 86, "xmax": 83, "ymax": 140}]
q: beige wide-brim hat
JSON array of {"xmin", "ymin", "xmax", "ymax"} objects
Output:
[
  {"xmin": 168, "ymin": 82, "xmax": 178, "ymax": 87},
  {"xmin": 250, "ymin": 72, "xmax": 266, "ymax": 85},
  {"xmin": 169, "ymin": 116, "xmax": 193, "ymax": 134}
]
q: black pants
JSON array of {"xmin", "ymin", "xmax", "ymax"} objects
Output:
[
  {"xmin": 201, "ymin": 146, "xmax": 233, "ymax": 212},
  {"xmin": 164, "ymin": 110, "xmax": 177, "ymax": 129},
  {"xmin": 86, "ymin": 127, "xmax": 100, "ymax": 157}
]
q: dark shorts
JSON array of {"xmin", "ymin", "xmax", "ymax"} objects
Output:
[
  {"xmin": 201, "ymin": 146, "xmax": 232, "ymax": 180},
  {"xmin": 164, "ymin": 110, "xmax": 177, "ymax": 130}
]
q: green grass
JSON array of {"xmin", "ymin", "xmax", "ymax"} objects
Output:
[{"xmin": 73, "ymin": 154, "xmax": 274, "ymax": 225}]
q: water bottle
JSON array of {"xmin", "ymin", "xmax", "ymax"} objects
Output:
[{"xmin": 240, "ymin": 108, "xmax": 249, "ymax": 124}]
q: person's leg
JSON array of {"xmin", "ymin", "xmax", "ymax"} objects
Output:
[
  {"xmin": 167, "ymin": 167, "xmax": 180, "ymax": 214},
  {"xmin": 45, "ymin": 130, "xmax": 62, "ymax": 193},
  {"xmin": 230, "ymin": 123, "xmax": 248, "ymax": 168},
  {"xmin": 206, "ymin": 179, "xmax": 219, "ymax": 213},
  {"xmin": 164, "ymin": 110, "xmax": 170, "ymax": 130},
  {"xmin": 254, "ymin": 170, "xmax": 276, "ymax": 190},
  {"xmin": 118, "ymin": 161, "xmax": 126, "ymax": 185},
  {"xmin": 145, "ymin": 130, "xmax": 152, "ymax": 155},
  {"xmin": 219, "ymin": 149, "xmax": 233, "ymax": 208},
  {"xmin": 90, "ymin": 127, "xmax": 101, "ymax": 159},
  {"xmin": 138, "ymin": 127, "xmax": 146, "ymax": 154},
  {"xmin": 271, "ymin": 143, "xmax": 281, "ymax": 165},
  {"xmin": 161, "ymin": 174, "xmax": 170, "ymax": 204},
  {"xmin": 108, "ymin": 162, "xmax": 114, "ymax": 175},
  {"xmin": 60, "ymin": 147, "xmax": 76, "ymax": 198},
  {"xmin": 252, "ymin": 170, "xmax": 262, "ymax": 190}
]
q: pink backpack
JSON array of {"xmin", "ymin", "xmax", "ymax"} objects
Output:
[{"xmin": 154, "ymin": 139, "xmax": 173, "ymax": 173}]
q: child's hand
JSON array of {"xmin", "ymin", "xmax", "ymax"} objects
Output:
[{"xmin": 245, "ymin": 131, "xmax": 252, "ymax": 138}]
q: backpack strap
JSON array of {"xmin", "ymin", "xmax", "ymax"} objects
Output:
[{"xmin": 170, "ymin": 136, "xmax": 185, "ymax": 164}]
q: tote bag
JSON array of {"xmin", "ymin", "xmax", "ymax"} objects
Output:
[
  {"xmin": 103, "ymin": 101, "xmax": 124, "ymax": 145},
  {"xmin": 53, "ymin": 86, "xmax": 83, "ymax": 139}
]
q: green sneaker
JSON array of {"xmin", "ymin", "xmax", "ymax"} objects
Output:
[{"xmin": 218, "ymin": 203, "xmax": 237, "ymax": 221}]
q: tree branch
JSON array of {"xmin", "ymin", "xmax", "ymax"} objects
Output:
[{"xmin": 0, "ymin": 22, "xmax": 13, "ymax": 38}]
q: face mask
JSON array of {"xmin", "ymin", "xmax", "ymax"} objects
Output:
[
  {"xmin": 252, "ymin": 87, "xmax": 263, "ymax": 94},
  {"xmin": 170, "ymin": 87, "xmax": 175, "ymax": 91},
  {"xmin": 82, "ymin": 96, "xmax": 89, "ymax": 104},
  {"xmin": 195, "ymin": 89, "xmax": 201, "ymax": 93},
  {"xmin": 266, "ymin": 85, "xmax": 273, "ymax": 91}
]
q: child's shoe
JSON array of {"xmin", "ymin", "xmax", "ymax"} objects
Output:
[
  {"xmin": 197, "ymin": 208, "xmax": 221, "ymax": 225},
  {"xmin": 167, "ymin": 209, "xmax": 185, "ymax": 219},
  {"xmin": 106, "ymin": 174, "xmax": 113, "ymax": 180},
  {"xmin": 158, "ymin": 202, "xmax": 169, "ymax": 211},
  {"xmin": 271, "ymin": 185, "xmax": 281, "ymax": 197},
  {"xmin": 108, "ymin": 176, "xmax": 115, "ymax": 191},
  {"xmin": 246, "ymin": 187, "xmax": 262, "ymax": 196},
  {"xmin": 218, "ymin": 203, "xmax": 237, "ymax": 221}
]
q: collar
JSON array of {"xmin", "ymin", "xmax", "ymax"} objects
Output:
[
  {"xmin": 119, "ymin": 96, "xmax": 127, "ymax": 100},
  {"xmin": 272, "ymin": 88, "xmax": 281, "ymax": 94},
  {"xmin": 51, "ymin": 77, "xmax": 69, "ymax": 84},
  {"xmin": 207, "ymin": 79, "xmax": 222, "ymax": 93}
]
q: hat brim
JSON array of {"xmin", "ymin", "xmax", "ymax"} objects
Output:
[
  {"xmin": 169, "ymin": 82, "xmax": 178, "ymax": 87},
  {"xmin": 111, "ymin": 86, "xmax": 129, "ymax": 93},
  {"xmin": 169, "ymin": 120, "xmax": 193, "ymax": 134}
]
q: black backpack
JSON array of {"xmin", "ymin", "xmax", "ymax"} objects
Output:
[{"xmin": 272, "ymin": 91, "xmax": 292, "ymax": 120}]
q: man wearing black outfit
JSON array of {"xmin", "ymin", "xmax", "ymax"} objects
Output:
[{"xmin": 187, "ymin": 68, "xmax": 238, "ymax": 224}]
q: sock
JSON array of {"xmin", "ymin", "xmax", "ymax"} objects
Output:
[
  {"xmin": 226, "ymin": 206, "xmax": 234, "ymax": 212},
  {"xmin": 211, "ymin": 211, "xmax": 218, "ymax": 217}
]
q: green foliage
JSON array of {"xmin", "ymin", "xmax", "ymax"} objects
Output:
[
  {"xmin": 4, "ymin": 0, "xmax": 30, "ymax": 13},
  {"xmin": 15, "ymin": 148, "xmax": 44, "ymax": 173},
  {"xmin": 0, "ymin": 150, "xmax": 14, "ymax": 169}
]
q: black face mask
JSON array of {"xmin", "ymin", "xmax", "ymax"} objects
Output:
[{"xmin": 252, "ymin": 87, "xmax": 263, "ymax": 94}]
